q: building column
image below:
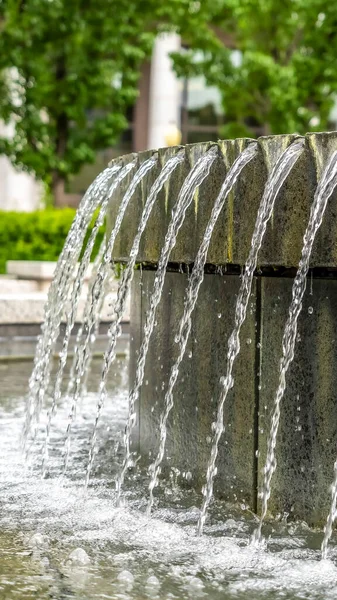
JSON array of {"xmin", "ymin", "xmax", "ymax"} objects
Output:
[{"xmin": 147, "ymin": 33, "xmax": 181, "ymax": 151}]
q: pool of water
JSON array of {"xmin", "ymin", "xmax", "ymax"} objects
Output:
[{"xmin": 1, "ymin": 352, "xmax": 337, "ymax": 599}]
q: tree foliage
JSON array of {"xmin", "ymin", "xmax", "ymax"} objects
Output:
[
  {"xmin": 0, "ymin": 0, "xmax": 211, "ymax": 203},
  {"xmin": 1, "ymin": 0, "xmax": 336, "ymax": 201},
  {"xmin": 172, "ymin": 0, "xmax": 337, "ymax": 138}
]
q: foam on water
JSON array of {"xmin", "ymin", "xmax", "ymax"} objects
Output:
[{"xmin": 1, "ymin": 358, "xmax": 337, "ymax": 600}]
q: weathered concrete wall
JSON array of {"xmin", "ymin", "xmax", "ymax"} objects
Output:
[
  {"xmin": 259, "ymin": 277, "xmax": 337, "ymax": 525},
  {"xmin": 108, "ymin": 131, "xmax": 337, "ymax": 523},
  {"xmin": 131, "ymin": 270, "xmax": 258, "ymax": 507}
]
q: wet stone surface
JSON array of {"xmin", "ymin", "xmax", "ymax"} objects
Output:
[
  {"xmin": 131, "ymin": 269, "xmax": 258, "ymax": 507},
  {"xmin": 259, "ymin": 277, "xmax": 337, "ymax": 525}
]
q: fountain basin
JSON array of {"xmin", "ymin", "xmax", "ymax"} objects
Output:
[{"xmin": 107, "ymin": 132, "xmax": 337, "ymax": 525}]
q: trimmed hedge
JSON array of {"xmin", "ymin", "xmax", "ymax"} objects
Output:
[{"xmin": 0, "ymin": 209, "xmax": 105, "ymax": 274}]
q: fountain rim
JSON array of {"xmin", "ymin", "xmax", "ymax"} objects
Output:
[
  {"xmin": 108, "ymin": 131, "xmax": 337, "ymax": 168},
  {"xmin": 107, "ymin": 130, "xmax": 337, "ymax": 269}
]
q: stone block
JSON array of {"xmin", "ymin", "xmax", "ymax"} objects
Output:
[
  {"xmin": 130, "ymin": 270, "xmax": 258, "ymax": 507},
  {"xmin": 258, "ymin": 276, "xmax": 337, "ymax": 525}
]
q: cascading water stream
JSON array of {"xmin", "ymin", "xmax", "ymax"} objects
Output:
[
  {"xmin": 18, "ymin": 131, "xmax": 337, "ymax": 577},
  {"xmin": 41, "ymin": 176, "xmax": 123, "ymax": 477},
  {"xmin": 66, "ymin": 236, "xmax": 107, "ymax": 400},
  {"xmin": 24, "ymin": 166, "xmax": 121, "ymax": 448},
  {"xmin": 112, "ymin": 146, "xmax": 218, "ymax": 502},
  {"xmin": 321, "ymin": 460, "xmax": 337, "ymax": 558},
  {"xmin": 197, "ymin": 139, "xmax": 305, "ymax": 535},
  {"xmin": 253, "ymin": 150, "xmax": 337, "ymax": 546},
  {"xmin": 85, "ymin": 151, "xmax": 185, "ymax": 490},
  {"xmin": 146, "ymin": 142, "xmax": 258, "ymax": 514},
  {"xmin": 75, "ymin": 258, "xmax": 114, "ymax": 400},
  {"xmin": 62, "ymin": 157, "xmax": 157, "ymax": 475}
]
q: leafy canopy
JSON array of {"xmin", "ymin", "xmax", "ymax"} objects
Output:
[
  {"xmin": 1, "ymin": 0, "xmax": 335, "ymax": 191},
  {"xmin": 172, "ymin": 0, "xmax": 337, "ymax": 138},
  {"xmin": 0, "ymin": 0, "xmax": 212, "ymax": 192}
]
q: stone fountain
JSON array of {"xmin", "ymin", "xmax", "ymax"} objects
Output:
[{"xmin": 107, "ymin": 132, "xmax": 337, "ymax": 526}]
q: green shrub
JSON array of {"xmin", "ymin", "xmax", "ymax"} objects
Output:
[{"xmin": 0, "ymin": 208, "xmax": 105, "ymax": 274}]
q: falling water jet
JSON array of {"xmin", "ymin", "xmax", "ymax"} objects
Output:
[
  {"xmin": 321, "ymin": 459, "xmax": 337, "ymax": 558},
  {"xmin": 24, "ymin": 165, "xmax": 121, "ymax": 449},
  {"xmin": 253, "ymin": 149, "xmax": 337, "ymax": 546},
  {"xmin": 61, "ymin": 157, "xmax": 158, "ymax": 475},
  {"xmin": 53, "ymin": 162, "xmax": 152, "ymax": 474},
  {"xmin": 66, "ymin": 236, "xmax": 107, "ymax": 401},
  {"xmin": 76, "ymin": 259, "xmax": 115, "ymax": 400},
  {"xmin": 22, "ymin": 131, "xmax": 337, "ymax": 535},
  {"xmin": 197, "ymin": 139, "xmax": 305, "ymax": 535},
  {"xmin": 86, "ymin": 151, "xmax": 185, "ymax": 490},
  {"xmin": 112, "ymin": 145, "xmax": 218, "ymax": 503},
  {"xmin": 42, "ymin": 174, "xmax": 124, "ymax": 477},
  {"xmin": 25, "ymin": 167, "xmax": 118, "ymax": 444},
  {"xmin": 145, "ymin": 142, "xmax": 258, "ymax": 514}
]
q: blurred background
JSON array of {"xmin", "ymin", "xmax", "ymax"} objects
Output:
[{"xmin": 1, "ymin": 0, "xmax": 337, "ymax": 269}]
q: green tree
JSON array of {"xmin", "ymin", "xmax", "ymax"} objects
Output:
[
  {"xmin": 0, "ymin": 0, "xmax": 212, "ymax": 205},
  {"xmin": 172, "ymin": 0, "xmax": 337, "ymax": 138}
]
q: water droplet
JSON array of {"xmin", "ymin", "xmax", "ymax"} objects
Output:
[
  {"xmin": 218, "ymin": 313, "xmax": 222, "ymax": 319},
  {"xmin": 146, "ymin": 575, "xmax": 160, "ymax": 588},
  {"xmin": 308, "ymin": 306, "xmax": 314, "ymax": 315},
  {"xmin": 67, "ymin": 548, "xmax": 90, "ymax": 566},
  {"xmin": 246, "ymin": 338, "xmax": 252, "ymax": 345},
  {"xmin": 117, "ymin": 570, "xmax": 134, "ymax": 585},
  {"xmin": 187, "ymin": 577, "xmax": 204, "ymax": 591},
  {"xmin": 28, "ymin": 533, "xmax": 49, "ymax": 549}
]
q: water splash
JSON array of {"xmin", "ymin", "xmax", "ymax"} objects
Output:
[
  {"xmin": 61, "ymin": 158, "xmax": 159, "ymax": 474},
  {"xmin": 41, "ymin": 185, "xmax": 122, "ymax": 476},
  {"xmin": 114, "ymin": 146, "xmax": 218, "ymax": 502},
  {"xmin": 197, "ymin": 139, "xmax": 305, "ymax": 535},
  {"xmin": 253, "ymin": 149, "xmax": 337, "ymax": 546},
  {"xmin": 146, "ymin": 142, "xmax": 258, "ymax": 514},
  {"xmin": 86, "ymin": 151, "xmax": 185, "ymax": 490},
  {"xmin": 24, "ymin": 166, "xmax": 121, "ymax": 448},
  {"xmin": 66, "ymin": 236, "xmax": 108, "ymax": 401},
  {"xmin": 321, "ymin": 458, "xmax": 337, "ymax": 558}
]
